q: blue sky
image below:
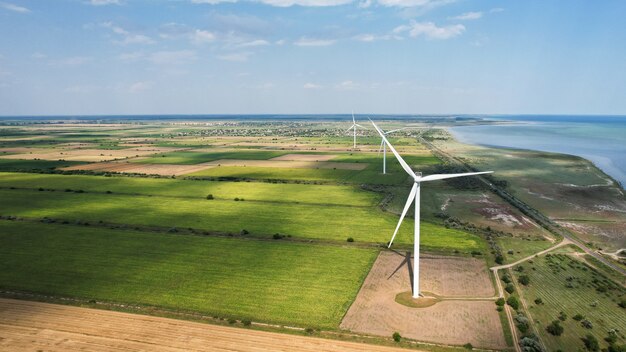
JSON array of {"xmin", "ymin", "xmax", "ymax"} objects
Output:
[{"xmin": 0, "ymin": 0, "xmax": 625, "ymax": 115}]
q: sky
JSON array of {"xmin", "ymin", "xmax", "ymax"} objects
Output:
[{"xmin": 0, "ymin": 0, "xmax": 625, "ymax": 116}]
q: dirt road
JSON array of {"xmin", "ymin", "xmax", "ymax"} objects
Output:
[{"xmin": 0, "ymin": 298, "xmax": 414, "ymax": 352}]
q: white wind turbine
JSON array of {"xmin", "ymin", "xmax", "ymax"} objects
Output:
[
  {"xmin": 346, "ymin": 112, "xmax": 365, "ymax": 149},
  {"xmin": 370, "ymin": 119, "xmax": 493, "ymax": 298},
  {"xmin": 377, "ymin": 127, "xmax": 410, "ymax": 174}
]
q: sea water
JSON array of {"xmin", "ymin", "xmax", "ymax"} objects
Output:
[{"xmin": 449, "ymin": 116, "xmax": 626, "ymax": 188}]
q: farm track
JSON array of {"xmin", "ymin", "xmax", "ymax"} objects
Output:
[{"xmin": 0, "ymin": 298, "xmax": 415, "ymax": 352}]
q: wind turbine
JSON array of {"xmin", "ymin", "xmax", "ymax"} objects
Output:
[
  {"xmin": 370, "ymin": 119, "xmax": 493, "ymax": 298},
  {"xmin": 346, "ymin": 112, "xmax": 365, "ymax": 149},
  {"xmin": 377, "ymin": 127, "xmax": 409, "ymax": 174}
]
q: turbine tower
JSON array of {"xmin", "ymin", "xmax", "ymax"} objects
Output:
[
  {"xmin": 378, "ymin": 127, "xmax": 409, "ymax": 174},
  {"xmin": 370, "ymin": 119, "xmax": 493, "ymax": 298},
  {"xmin": 346, "ymin": 111, "xmax": 365, "ymax": 149}
]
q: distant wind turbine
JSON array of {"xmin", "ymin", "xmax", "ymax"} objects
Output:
[
  {"xmin": 370, "ymin": 119, "xmax": 493, "ymax": 298},
  {"xmin": 346, "ymin": 111, "xmax": 365, "ymax": 149},
  {"xmin": 377, "ymin": 127, "xmax": 409, "ymax": 174}
]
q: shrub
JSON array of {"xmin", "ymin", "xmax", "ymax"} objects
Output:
[
  {"xmin": 507, "ymin": 296, "xmax": 520, "ymax": 310},
  {"xmin": 392, "ymin": 332, "xmax": 401, "ymax": 343},
  {"xmin": 573, "ymin": 314, "xmax": 585, "ymax": 321},
  {"xmin": 582, "ymin": 334, "xmax": 599, "ymax": 351},
  {"xmin": 558, "ymin": 311, "xmax": 567, "ymax": 321},
  {"xmin": 501, "ymin": 274, "xmax": 512, "ymax": 284},
  {"xmin": 463, "ymin": 343, "xmax": 473, "ymax": 350},
  {"xmin": 242, "ymin": 320, "xmax": 251, "ymax": 326},
  {"xmin": 608, "ymin": 345, "xmax": 626, "ymax": 352},
  {"xmin": 346, "ymin": 237, "xmax": 354, "ymax": 242},
  {"xmin": 619, "ymin": 299, "xmax": 626, "ymax": 308},
  {"xmin": 496, "ymin": 298, "xmax": 505, "ymax": 306},
  {"xmin": 471, "ymin": 251, "xmax": 482, "ymax": 256},
  {"xmin": 505, "ymin": 283, "xmax": 515, "ymax": 294},
  {"xmin": 495, "ymin": 255, "xmax": 504, "ymax": 264},
  {"xmin": 581, "ymin": 319, "xmax": 593, "ymax": 329},
  {"xmin": 240, "ymin": 229, "xmax": 249, "ymax": 235},
  {"xmin": 234, "ymin": 197, "xmax": 240, "ymax": 201},
  {"xmin": 519, "ymin": 334, "xmax": 543, "ymax": 352},
  {"xmin": 534, "ymin": 298, "xmax": 543, "ymax": 305},
  {"xmin": 546, "ymin": 320, "xmax": 564, "ymax": 336},
  {"xmin": 518, "ymin": 275, "xmax": 530, "ymax": 285},
  {"xmin": 272, "ymin": 233, "xmax": 282, "ymax": 240},
  {"xmin": 514, "ymin": 314, "xmax": 530, "ymax": 334},
  {"xmin": 206, "ymin": 194, "xmax": 214, "ymax": 200},
  {"xmin": 305, "ymin": 327, "xmax": 314, "ymax": 335},
  {"xmin": 227, "ymin": 318, "xmax": 236, "ymax": 324}
]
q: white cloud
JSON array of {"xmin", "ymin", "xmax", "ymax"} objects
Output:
[
  {"xmin": 275, "ymin": 39, "xmax": 286, "ymax": 45},
  {"xmin": 490, "ymin": 7, "xmax": 504, "ymax": 13},
  {"xmin": 377, "ymin": 0, "xmax": 453, "ymax": 8},
  {"xmin": 336, "ymin": 80, "xmax": 358, "ymax": 90},
  {"xmin": 129, "ymin": 81, "xmax": 153, "ymax": 93},
  {"xmin": 117, "ymin": 52, "xmax": 144, "ymax": 61},
  {"xmin": 358, "ymin": 0, "xmax": 372, "ymax": 8},
  {"xmin": 31, "ymin": 52, "xmax": 47, "ymax": 59},
  {"xmin": 149, "ymin": 50, "xmax": 196, "ymax": 64},
  {"xmin": 257, "ymin": 0, "xmax": 352, "ymax": 6},
  {"xmin": 0, "ymin": 2, "xmax": 30, "ymax": 13},
  {"xmin": 191, "ymin": 0, "xmax": 237, "ymax": 3},
  {"xmin": 294, "ymin": 37, "xmax": 336, "ymax": 47},
  {"xmin": 101, "ymin": 22, "xmax": 155, "ymax": 45},
  {"xmin": 449, "ymin": 11, "xmax": 482, "ymax": 20},
  {"xmin": 192, "ymin": 29, "xmax": 217, "ymax": 44},
  {"xmin": 87, "ymin": 0, "xmax": 121, "ymax": 5},
  {"xmin": 303, "ymin": 83, "xmax": 322, "ymax": 89},
  {"xmin": 237, "ymin": 39, "xmax": 270, "ymax": 47},
  {"xmin": 353, "ymin": 33, "xmax": 394, "ymax": 42},
  {"xmin": 217, "ymin": 52, "xmax": 252, "ymax": 62},
  {"xmin": 394, "ymin": 21, "xmax": 465, "ymax": 40}
]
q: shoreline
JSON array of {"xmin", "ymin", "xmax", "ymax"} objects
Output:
[{"xmin": 447, "ymin": 126, "xmax": 625, "ymax": 192}]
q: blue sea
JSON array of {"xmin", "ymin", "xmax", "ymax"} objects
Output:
[{"xmin": 449, "ymin": 115, "xmax": 626, "ymax": 187}]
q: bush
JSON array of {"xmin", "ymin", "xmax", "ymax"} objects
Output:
[
  {"xmin": 496, "ymin": 298, "xmax": 505, "ymax": 306},
  {"xmin": 514, "ymin": 314, "xmax": 530, "ymax": 334},
  {"xmin": 546, "ymin": 320, "xmax": 564, "ymax": 336},
  {"xmin": 619, "ymin": 299, "xmax": 626, "ymax": 308},
  {"xmin": 558, "ymin": 311, "xmax": 567, "ymax": 321},
  {"xmin": 581, "ymin": 319, "xmax": 593, "ymax": 329},
  {"xmin": 347, "ymin": 237, "xmax": 354, "ymax": 242},
  {"xmin": 582, "ymin": 334, "xmax": 599, "ymax": 351},
  {"xmin": 573, "ymin": 313, "xmax": 585, "ymax": 321},
  {"xmin": 608, "ymin": 345, "xmax": 626, "ymax": 352},
  {"xmin": 206, "ymin": 194, "xmax": 214, "ymax": 200},
  {"xmin": 519, "ymin": 334, "xmax": 544, "ymax": 352},
  {"xmin": 272, "ymin": 233, "xmax": 282, "ymax": 240},
  {"xmin": 240, "ymin": 229, "xmax": 249, "ymax": 235},
  {"xmin": 234, "ymin": 197, "xmax": 240, "ymax": 201},
  {"xmin": 463, "ymin": 343, "xmax": 473, "ymax": 350},
  {"xmin": 507, "ymin": 296, "xmax": 520, "ymax": 310},
  {"xmin": 534, "ymin": 298, "xmax": 543, "ymax": 305},
  {"xmin": 495, "ymin": 255, "xmax": 504, "ymax": 265},
  {"xmin": 501, "ymin": 274, "xmax": 512, "ymax": 284},
  {"xmin": 227, "ymin": 318, "xmax": 236, "ymax": 324},
  {"xmin": 505, "ymin": 283, "xmax": 515, "ymax": 294},
  {"xmin": 242, "ymin": 320, "xmax": 251, "ymax": 326},
  {"xmin": 305, "ymin": 327, "xmax": 314, "ymax": 335},
  {"xmin": 392, "ymin": 332, "xmax": 401, "ymax": 343},
  {"xmin": 518, "ymin": 275, "xmax": 530, "ymax": 285}
]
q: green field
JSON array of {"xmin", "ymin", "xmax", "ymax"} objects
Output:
[
  {"xmin": 0, "ymin": 220, "xmax": 377, "ymax": 328},
  {"xmin": 497, "ymin": 236, "xmax": 554, "ymax": 263},
  {"xmin": 0, "ymin": 187, "xmax": 483, "ymax": 250},
  {"xmin": 0, "ymin": 172, "xmax": 380, "ymax": 207},
  {"xmin": 511, "ymin": 253, "xmax": 626, "ymax": 351},
  {"xmin": 0, "ymin": 159, "xmax": 84, "ymax": 171},
  {"xmin": 133, "ymin": 150, "xmax": 290, "ymax": 164}
]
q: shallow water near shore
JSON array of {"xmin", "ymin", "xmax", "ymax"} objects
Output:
[{"xmin": 449, "ymin": 116, "xmax": 626, "ymax": 188}]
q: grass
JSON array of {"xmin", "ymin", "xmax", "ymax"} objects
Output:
[
  {"xmin": 510, "ymin": 253, "xmax": 626, "ymax": 351},
  {"xmin": 133, "ymin": 150, "xmax": 289, "ymax": 164},
  {"xmin": 0, "ymin": 172, "xmax": 381, "ymax": 207},
  {"xmin": 0, "ymin": 187, "xmax": 484, "ymax": 250},
  {"xmin": 0, "ymin": 220, "xmax": 377, "ymax": 329},
  {"xmin": 0, "ymin": 159, "xmax": 84, "ymax": 171},
  {"xmin": 497, "ymin": 236, "xmax": 554, "ymax": 264}
]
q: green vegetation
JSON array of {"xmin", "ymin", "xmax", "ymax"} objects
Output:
[
  {"xmin": 133, "ymin": 150, "xmax": 289, "ymax": 164},
  {"xmin": 0, "ymin": 187, "xmax": 483, "ymax": 250},
  {"xmin": 497, "ymin": 236, "xmax": 554, "ymax": 263},
  {"xmin": 0, "ymin": 159, "xmax": 84, "ymax": 171},
  {"xmin": 0, "ymin": 220, "xmax": 377, "ymax": 328},
  {"xmin": 511, "ymin": 254, "xmax": 626, "ymax": 351}
]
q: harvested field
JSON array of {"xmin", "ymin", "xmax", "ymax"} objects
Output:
[
  {"xmin": 341, "ymin": 251, "xmax": 506, "ymax": 349},
  {"xmin": 62, "ymin": 161, "xmax": 214, "ymax": 176},
  {"xmin": 206, "ymin": 159, "xmax": 367, "ymax": 170},
  {"xmin": 0, "ymin": 147, "xmax": 183, "ymax": 162},
  {"xmin": 0, "ymin": 298, "xmax": 414, "ymax": 352},
  {"xmin": 271, "ymin": 153, "xmax": 338, "ymax": 161}
]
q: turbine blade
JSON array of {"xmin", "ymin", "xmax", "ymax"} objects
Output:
[
  {"xmin": 377, "ymin": 139, "xmax": 384, "ymax": 156},
  {"xmin": 352, "ymin": 111, "xmax": 356, "ymax": 124},
  {"xmin": 355, "ymin": 124, "xmax": 366, "ymax": 128},
  {"xmin": 386, "ymin": 127, "xmax": 409, "ymax": 134},
  {"xmin": 345, "ymin": 125, "xmax": 355, "ymax": 133},
  {"xmin": 369, "ymin": 119, "xmax": 415, "ymax": 177},
  {"xmin": 420, "ymin": 171, "xmax": 493, "ymax": 182},
  {"xmin": 388, "ymin": 183, "xmax": 417, "ymax": 248}
]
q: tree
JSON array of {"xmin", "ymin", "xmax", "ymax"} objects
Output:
[
  {"xmin": 582, "ymin": 334, "xmax": 599, "ymax": 351},
  {"xmin": 515, "ymin": 314, "xmax": 530, "ymax": 334},
  {"xmin": 347, "ymin": 237, "xmax": 354, "ymax": 242},
  {"xmin": 206, "ymin": 194, "xmax": 214, "ymax": 200},
  {"xmin": 518, "ymin": 275, "xmax": 530, "ymax": 285},
  {"xmin": 546, "ymin": 320, "xmax": 564, "ymax": 336},
  {"xmin": 507, "ymin": 296, "xmax": 520, "ymax": 310},
  {"xmin": 495, "ymin": 255, "xmax": 504, "ymax": 265},
  {"xmin": 463, "ymin": 343, "xmax": 473, "ymax": 350},
  {"xmin": 392, "ymin": 332, "xmax": 401, "ymax": 343},
  {"xmin": 496, "ymin": 298, "xmax": 505, "ymax": 306},
  {"xmin": 581, "ymin": 319, "xmax": 593, "ymax": 329},
  {"xmin": 519, "ymin": 334, "xmax": 544, "ymax": 352},
  {"xmin": 534, "ymin": 298, "xmax": 543, "ymax": 305},
  {"xmin": 505, "ymin": 283, "xmax": 515, "ymax": 294},
  {"xmin": 573, "ymin": 314, "xmax": 585, "ymax": 321},
  {"xmin": 501, "ymin": 273, "xmax": 512, "ymax": 284}
]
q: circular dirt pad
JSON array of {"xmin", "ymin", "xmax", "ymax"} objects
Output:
[{"xmin": 395, "ymin": 291, "xmax": 440, "ymax": 308}]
